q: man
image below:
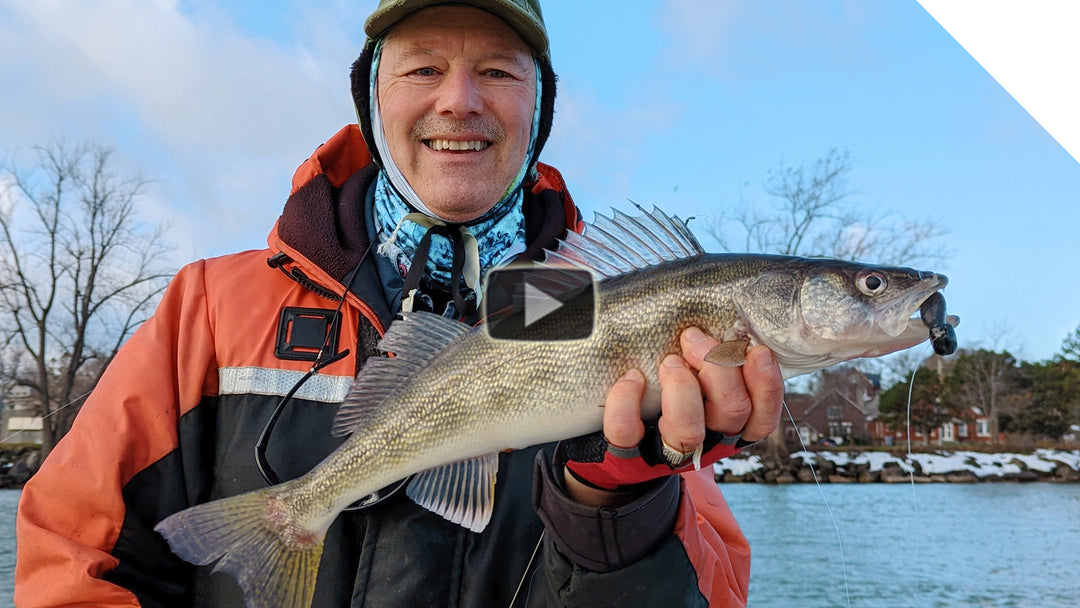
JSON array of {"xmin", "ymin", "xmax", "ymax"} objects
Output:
[{"xmin": 15, "ymin": 1, "xmax": 783, "ymax": 606}]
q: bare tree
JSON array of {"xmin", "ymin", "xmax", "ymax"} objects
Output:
[
  {"xmin": 941, "ymin": 349, "xmax": 1023, "ymax": 444},
  {"xmin": 708, "ymin": 148, "xmax": 950, "ymax": 266},
  {"xmin": 0, "ymin": 141, "xmax": 175, "ymax": 456},
  {"xmin": 705, "ymin": 148, "xmax": 951, "ymax": 463}
]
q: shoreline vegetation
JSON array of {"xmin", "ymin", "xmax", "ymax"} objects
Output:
[
  {"xmin": 4, "ymin": 445, "xmax": 1080, "ymax": 489},
  {"xmin": 717, "ymin": 445, "xmax": 1080, "ymax": 484}
]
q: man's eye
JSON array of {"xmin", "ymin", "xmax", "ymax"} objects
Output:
[
  {"xmin": 485, "ymin": 69, "xmax": 510, "ymax": 79},
  {"xmin": 413, "ymin": 67, "xmax": 437, "ymax": 77}
]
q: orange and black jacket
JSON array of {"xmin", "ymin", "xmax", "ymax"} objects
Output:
[{"xmin": 15, "ymin": 125, "xmax": 752, "ymax": 607}]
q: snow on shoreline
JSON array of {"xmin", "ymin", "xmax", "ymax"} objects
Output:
[{"xmin": 713, "ymin": 449, "xmax": 1080, "ymax": 479}]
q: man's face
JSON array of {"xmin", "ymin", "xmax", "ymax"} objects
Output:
[{"xmin": 377, "ymin": 5, "xmax": 537, "ymax": 222}]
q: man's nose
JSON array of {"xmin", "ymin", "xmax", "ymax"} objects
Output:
[{"xmin": 435, "ymin": 69, "xmax": 483, "ymax": 118}]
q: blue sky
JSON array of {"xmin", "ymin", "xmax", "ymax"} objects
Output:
[{"xmin": 2, "ymin": 1, "xmax": 1078, "ymax": 365}]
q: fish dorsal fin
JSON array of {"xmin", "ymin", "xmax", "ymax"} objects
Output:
[
  {"xmin": 406, "ymin": 452, "xmax": 500, "ymax": 533},
  {"xmin": 331, "ymin": 312, "xmax": 473, "ymax": 437},
  {"xmin": 543, "ymin": 204, "xmax": 704, "ymax": 277}
]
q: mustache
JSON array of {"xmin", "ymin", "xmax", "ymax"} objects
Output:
[{"xmin": 412, "ymin": 115, "xmax": 505, "ymax": 143}]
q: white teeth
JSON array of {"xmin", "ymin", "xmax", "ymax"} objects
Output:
[{"xmin": 426, "ymin": 139, "xmax": 489, "ymax": 151}]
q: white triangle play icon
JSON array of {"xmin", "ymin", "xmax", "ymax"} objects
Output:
[
  {"xmin": 484, "ymin": 267, "xmax": 595, "ymax": 341},
  {"xmin": 523, "ymin": 280, "xmax": 564, "ymax": 327}
]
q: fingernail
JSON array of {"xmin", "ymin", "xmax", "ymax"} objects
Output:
[
  {"xmin": 623, "ymin": 368, "xmax": 645, "ymax": 382},
  {"xmin": 662, "ymin": 354, "xmax": 686, "ymax": 368},
  {"xmin": 683, "ymin": 327, "xmax": 709, "ymax": 343}
]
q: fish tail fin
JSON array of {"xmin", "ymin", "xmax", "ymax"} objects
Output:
[{"xmin": 154, "ymin": 483, "xmax": 323, "ymax": 608}]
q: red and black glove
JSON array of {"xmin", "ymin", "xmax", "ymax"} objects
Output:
[{"xmin": 557, "ymin": 424, "xmax": 753, "ymax": 491}]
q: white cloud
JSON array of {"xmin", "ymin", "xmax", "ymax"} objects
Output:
[
  {"xmin": 3, "ymin": 0, "xmax": 352, "ymax": 151},
  {"xmin": 0, "ymin": 0, "xmax": 368, "ymax": 260}
]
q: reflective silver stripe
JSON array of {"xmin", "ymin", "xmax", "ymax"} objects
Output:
[{"xmin": 217, "ymin": 367, "xmax": 353, "ymax": 404}]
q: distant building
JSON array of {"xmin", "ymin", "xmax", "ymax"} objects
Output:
[
  {"xmin": 942, "ymin": 407, "xmax": 994, "ymax": 444},
  {"xmin": 783, "ymin": 394, "xmax": 822, "ymax": 448},
  {"xmin": 873, "ymin": 406, "xmax": 994, "ymax": 446},
  {"xmin": 1, "ymin": 384, "xmax": 43, "ymax": 445},
  {"xmin": 784, "ymin": 367, "xmax": 881, "ymax": 449}
]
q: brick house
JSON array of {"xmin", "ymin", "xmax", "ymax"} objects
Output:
[
  {"xmin": 783, "ymin": 367, "xmax": 882, "ymax": 449},
  {"xmin": 939, "ymin": 407, "xmax": 995, "ymax": 443},
  {"xmin": 871, "ymin": 406, "xmax": 993, "ymax": 446}
]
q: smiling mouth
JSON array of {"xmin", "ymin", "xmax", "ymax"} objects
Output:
[{"xmin": 424, "ymin": 139, "xmax": 490, "ymax": 152}]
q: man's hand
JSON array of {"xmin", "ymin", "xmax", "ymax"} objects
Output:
[{"xmin": 562, "ymin": 326, "xmax": 784, "ymax": 506}]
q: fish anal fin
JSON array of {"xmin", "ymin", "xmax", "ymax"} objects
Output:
[
  {"xmin": 406, "ymin": 453, "xmax": 499, "ymax": 533},
  {"xmin": 704, "ymin": 339, "xmax": 749, "ymax": 367}
]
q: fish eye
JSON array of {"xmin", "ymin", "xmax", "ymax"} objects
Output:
[{"xmin": 857, "ymin": 271, "xmax": 888, "ymax": 296}]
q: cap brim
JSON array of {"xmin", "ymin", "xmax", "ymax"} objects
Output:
[{"xmin": 365, "ymin": 0, "xmax": 548, "ymax": 58}]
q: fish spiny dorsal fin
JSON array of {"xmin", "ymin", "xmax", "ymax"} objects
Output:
[
  {"xmin": 542, "ymin": 204, "xmax": 704, "ymax": 277},
  {"xmin": 406, "ymin": 452, "xmax": 500, "ymax": 533},
  {"xmin": 626, "ymin": 202, "xmax": 701, "ymax": 257},
  {"xmin": 331, "ymin": 312, "xmax": 474, "ymax": 437}
]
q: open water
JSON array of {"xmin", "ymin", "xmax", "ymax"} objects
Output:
[
  {"xmin": 722, "ymin": 482, "xmax": 1080, "ymax": 607},
  {"xmin": 1, "ymin": 484, "xmax": 1078, "ymax": 607},
  {"xmin": 1, "ymin": 490, "xmax": 17, "ymax": 606}
]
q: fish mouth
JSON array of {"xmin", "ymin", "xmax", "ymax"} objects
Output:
[
  {"xmin": 870, "ymin": 273, "xmax": 959, "ymax": 357},
  {"xmin": 877, "ymin": 273, "xmax": 945, "ymax": 336}
]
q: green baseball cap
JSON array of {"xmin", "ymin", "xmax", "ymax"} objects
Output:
[{"xmin": 365, "ymin": 0, "xmax": 549, "ymax": 58}]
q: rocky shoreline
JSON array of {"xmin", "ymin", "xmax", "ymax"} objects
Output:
[
  {"xmin": 715, "ymin": 448, "xmax": 1080, "ymax": 484},
  {"xmin": 0, "ymin": 447, "xmax": 41, "ymax": 489},
  {"xmin": 5, "ymin": 446, "xmax": 1080, "ymax": 489}
]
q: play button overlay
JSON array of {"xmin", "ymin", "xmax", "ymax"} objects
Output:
[
  {"xmin": 484, "ymin": 266, "xmax": 595, "ymax": 341},
  {"xmin": 523, "ymin": 281, "xmax": 564, "ymax": 327}
]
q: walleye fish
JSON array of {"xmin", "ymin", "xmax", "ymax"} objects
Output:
[{"xmin": 155, "ymin": 206, "xmax": 958, "ymax": 608}]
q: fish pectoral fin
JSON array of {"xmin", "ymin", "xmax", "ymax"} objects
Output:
[
  {"xmin": 406, "ymin": 452, "xmax": 500, "ymax": 533},
  {"xmin": 704, "ymin": 339, "xmax": 749, "ymax": 367}
]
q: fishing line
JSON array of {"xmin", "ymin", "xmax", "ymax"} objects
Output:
[
  {"xmin": 903, "ymin": 343, "xmax": 932, "ymax": 606},
  {"xmin": 255, "ymin": 283, "xmax": 354, "ymax": 486},
  {"xmin": 0, "ymin": 388, "xmax": 93, "ymax": 445},
  {"xmin": 785, "ymin": 401, "xmax": 853, "ymax": 608},
  {"xmin": 256, "ymin": 241, "xmax": 375, "ymax": 487},
  {"xmin": 507, "ymin": 530, "xmax": 544, "ymax": 608},
  {"xmin": 904, "ymin": 355, "xmax": 920, "ymax": 484}
]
